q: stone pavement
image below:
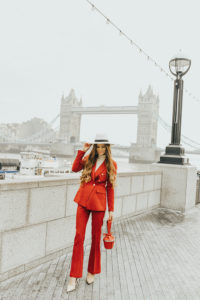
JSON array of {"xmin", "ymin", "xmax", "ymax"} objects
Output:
[{"xmin": 1, "ymin": 205, "xmax": 200, "ymax": 300}]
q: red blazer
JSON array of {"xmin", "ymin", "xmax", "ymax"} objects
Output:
[{"xmin": 72, "ymin": 150, "xmax": 117, "ymax": 212}]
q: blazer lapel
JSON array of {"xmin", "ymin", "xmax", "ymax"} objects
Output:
[
  {"xmin": 91, "ymin": 161, "xmax": 96, "ymax": 181},
  {"xmin": 92, "ymin": 160, "xmax": 106, "ymax": 180}
]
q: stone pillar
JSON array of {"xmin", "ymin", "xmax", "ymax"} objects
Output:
[
  {"xmin": 59, "ymin": 89, "xmax": 82, "ymax": 143},
  {"xmin": 152, "ymin": 162, "xmax": 197, "ymax": 212},
  {"xmin": 129, "ymin": 85, "xmax": 160, "ymax": 163}
]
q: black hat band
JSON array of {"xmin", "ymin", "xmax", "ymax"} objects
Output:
[{"xmin": 94, "ymin": 139, "xmax": 109, "ymax": 142}]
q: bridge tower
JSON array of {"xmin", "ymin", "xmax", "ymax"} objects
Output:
[
  {"xmin": 59, "ymin": 89, "xmax": 82, "ymax": 143},
  {"xmin": 130, "ymin": 85, "xmax": 160, "ymax": 163}
]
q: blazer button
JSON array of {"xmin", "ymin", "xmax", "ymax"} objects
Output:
[{"xmin": 93, "ymin": 183, "xmax": 95, "ymax": 186}]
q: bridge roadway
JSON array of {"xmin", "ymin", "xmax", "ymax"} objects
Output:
[
  {"xmin": 1, "ymin": 205, "xmax": 200, "ymax": 299},
  {"xmin": 69, "ymin": 105, "xmax": 138, "ymax": 114}
]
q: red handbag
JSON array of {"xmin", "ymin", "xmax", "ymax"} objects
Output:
[{"xmin": 103, "ymin": 219, "xmax": 115, "ymax": 249}]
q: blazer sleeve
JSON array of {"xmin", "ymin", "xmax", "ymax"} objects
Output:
[
  {"xmin": 71, "ymin": 150, "xmax": 87, "ymax": 172},
  {"xmin": 106, "ymin": 160, "xmax": 118, "ymax": 212}
]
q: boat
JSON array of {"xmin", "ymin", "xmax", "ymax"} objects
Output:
[{"xmin": 19, "ymin": 151, "xmax": 72, "ymax": 176}]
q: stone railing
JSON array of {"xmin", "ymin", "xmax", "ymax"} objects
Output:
[
  {"xmin": 0, "ymin": 170, "xmax": 161, "ymax": 281},
  {"xmin": 196, "ymin": 171, "xmax": 200, "ymax": 204}
]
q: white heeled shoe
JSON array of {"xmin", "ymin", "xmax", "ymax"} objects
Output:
[
  {"xmin": 86, "ymin": 273, "xmax": 95, "ymax": 285},
  {"xmin": 67, "ymin": 278, "xmax": 79, "ymax": 293}
]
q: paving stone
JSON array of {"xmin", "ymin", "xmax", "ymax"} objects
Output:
[{"xmin": 1, "ymin": 205, "xmax": 200, "ymax": 299}]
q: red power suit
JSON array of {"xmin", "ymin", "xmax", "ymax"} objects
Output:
[{"xmin": 69, "ymin": 150, "xmax": 117, "ymax": 277}]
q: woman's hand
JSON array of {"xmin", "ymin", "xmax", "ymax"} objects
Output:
[
  {"xmin": 108, "ymin": 211, "xmax": 113, "ymax": 221},
  {"xmin": 83, "ymin": 143, "xmax": 92, "ymax": 152}
]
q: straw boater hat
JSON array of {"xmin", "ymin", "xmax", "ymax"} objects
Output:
[{"xmin": 90, "ymin": 133, "xmax": 114, "ymax": 145}]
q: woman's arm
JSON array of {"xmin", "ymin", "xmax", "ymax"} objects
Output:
[
  {"xmin": 71, "ymin": 143, "xmax": 91, "ymax": 172},
  {"xmin": 71, "ymin": 150, "xmax": 87, "ymax": 172}
]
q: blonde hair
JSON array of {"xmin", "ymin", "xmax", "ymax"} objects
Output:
[{"xmin": 80, "ymin": 144, "xmax": 117, "ymax": 188}]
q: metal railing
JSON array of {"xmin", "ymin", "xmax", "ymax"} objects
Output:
[{"xmin": 196, "ymin": 171, "xmax": 200, "ymax": 204}]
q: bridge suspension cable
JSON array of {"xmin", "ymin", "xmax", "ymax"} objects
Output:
[
  {"xmin": 20, "ymin": 114, "xmax": 60, "ymax": 143},
  {"xmin": 0, "ymin": 115, "xmax": 60, "ymax": 143},
  {"xmin": 158, "ymin": 116, "xmax": 200, "ymax": 150},
  {"xmin": 86, "ymin": 0, "xmax": 200, "ymax": 105}
]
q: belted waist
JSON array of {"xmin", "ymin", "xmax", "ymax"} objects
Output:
[
  {"xmin": 90, "ymin": 180, "xmax": 106, "ymax": 187},
  {"xmin": 80, "ymin": 180, "xmax": 107, "ymax": 188}
]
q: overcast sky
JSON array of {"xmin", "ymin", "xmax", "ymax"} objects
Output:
[{"xmin": 1, "ymin": 0, "xmax": 200, "ymax": 148}]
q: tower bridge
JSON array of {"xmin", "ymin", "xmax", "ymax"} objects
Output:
[
  {"xmin": 1, "ymin": 87, "xmax": 198, "ymax": 161},
  {"xmin": 0, "ymin": 86, "xmax": 161, "ymax": 163},
  {"xmin": 59, "ymin": 87, "xmax": 160, "ymax": 163}
]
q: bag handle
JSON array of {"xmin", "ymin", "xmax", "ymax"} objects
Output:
[{"xmin": 107, "ymin": 219, "xmax": 112, "ymax": 235}]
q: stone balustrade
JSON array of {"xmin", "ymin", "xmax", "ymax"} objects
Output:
[{"xmin": 0, "ymin": 170, "xmax": 162, "ymax": 281}]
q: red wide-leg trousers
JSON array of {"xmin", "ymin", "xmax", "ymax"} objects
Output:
[{"xmin": 70, "ymin": 204, "xmax": 105, "ymax": 278}]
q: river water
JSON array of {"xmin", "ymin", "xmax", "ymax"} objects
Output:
[{"xmin": 1, "ymin": 152, "xmax": 200, "ymax": 172}]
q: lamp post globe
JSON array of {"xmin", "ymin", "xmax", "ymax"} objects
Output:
[
  {"xmin": 158, "ymin": 51, "xmax": 191, "ymax": 165},
  {"xmin": 169, "ymin": 52, "xmax": 191, "ymax": 78}
]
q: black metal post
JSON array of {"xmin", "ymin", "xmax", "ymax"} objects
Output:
[
  {"xmin": 170, "ymin": 78, "xmax": 183, "ymax": 145},
  {"xmin": 158, "ymin": 76, "xmax": 189, "ymax": 165}
]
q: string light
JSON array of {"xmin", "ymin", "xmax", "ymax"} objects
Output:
[{"xmin": 86, "ymin": 0, "xmax": 200, "ymax": 105}]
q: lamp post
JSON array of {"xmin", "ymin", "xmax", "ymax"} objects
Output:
[{"xmin": 159, "ymin": 52, "xmax": 191, "ymax": 164}]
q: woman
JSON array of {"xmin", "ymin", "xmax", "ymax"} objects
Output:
[{"xmin": 67, "ymin": 133, "xmax": 117, "ymax": 292}]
